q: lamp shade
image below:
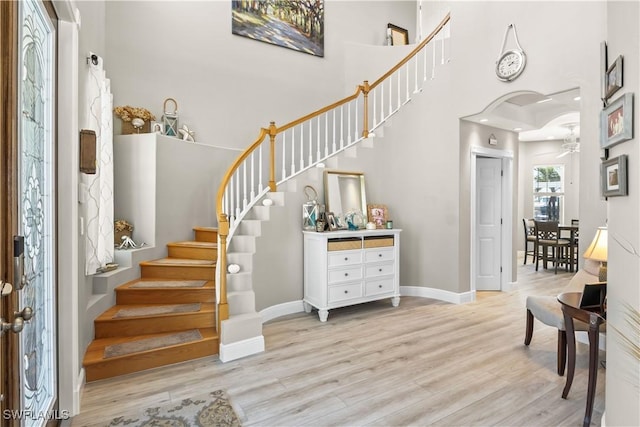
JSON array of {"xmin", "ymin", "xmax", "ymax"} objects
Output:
[{"xmin": 583, "ymin": 227, "xmax": 608, "ymax": 262}]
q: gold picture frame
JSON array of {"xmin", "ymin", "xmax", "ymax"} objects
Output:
[{"xmin": 367, "ymin": 204, "xmax": 388, "ymax": 229}]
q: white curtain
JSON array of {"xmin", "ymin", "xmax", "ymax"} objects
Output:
[{"xmin": 82, "ymin": 54, "xmax": 114, "ymax": 274}]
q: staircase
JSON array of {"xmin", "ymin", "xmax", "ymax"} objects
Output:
[{"xmin": 83, "ymin": 227, "xmax": 219, "ymax": 382}]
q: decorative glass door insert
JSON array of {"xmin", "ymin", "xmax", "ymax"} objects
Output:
[{"xmin": 18, "ymin": 0, "xmax": 56, "ymax": 423}]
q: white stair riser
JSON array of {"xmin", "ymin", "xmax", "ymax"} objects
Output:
[
  {"xmin": 228, "ymin": 291, "xmax": 256, "ymax": 315},
  {"xmin": 229, "ymin": 235, "xmax": 256, "ymax": 253}
]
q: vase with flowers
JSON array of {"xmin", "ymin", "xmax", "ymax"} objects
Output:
[{"xmin": 114, "ymin": 105, "xmax": 156, "ymax": 134}]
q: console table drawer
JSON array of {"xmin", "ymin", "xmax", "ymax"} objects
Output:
[
  {"xmin": 328, "ymin": 266, "xmax": 363, "ymax": 284},
  {"xmin": 365, "ymin": 262, "xmax": 394, "ymax": 278},
  {"xmin": 329, "ymin": 283, "xmax": 363, "ymax": 303},
  {"xmin": 328, "ymin": 251, "xmax": 362, "ymax": 267},
  {"xmin": 365, "ymin": 247, "xmax": 395, "ymax": 263},
  {"xmin": 365, "ymin": 278, "xmax": 395, "ymax": 296}
]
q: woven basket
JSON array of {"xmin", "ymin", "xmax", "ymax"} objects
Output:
[{"xmin": 120, "ymin": 120, "xmax": 151, "ymax": 135}]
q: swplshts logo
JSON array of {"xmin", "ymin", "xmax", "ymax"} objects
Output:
[{"xmin": 2, "ymin": 409, "xmax": 70, "ymax": 420}]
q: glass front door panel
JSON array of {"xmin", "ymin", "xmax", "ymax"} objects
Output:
[{"xmin": 18, "ymin": 0, "xmax": 56, "ymax": 423}]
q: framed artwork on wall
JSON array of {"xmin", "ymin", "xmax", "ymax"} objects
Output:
[
  {"xmin": 600, "ymin": 92, "xmax": 633, "ymax": 149},
  {"xmin": 601, "ymin": 155, "xmax": 628, "ymax": 197},
  {"xmin": 232, "ymin": 1, "xmax": 324, "ymax": 57},
  {"xmin": 605, "ymin": 55, "xmax": 623, "ymax": 101}
]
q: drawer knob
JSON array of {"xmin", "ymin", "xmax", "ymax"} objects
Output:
[
  {"xmin": 344, "ymin": 290, "xmax": 348, "ymax": 294},
  {"xmin": 379, "ymin": 268, "xmax": 383, "ymax": 272},
  {"xmin": 379, "ymin": 284, "xmax": 383, "ymax": 288},
  {"xmin": 344, "ymin": 273, "xmax": 349, "ymax": 277},
  {"xmin": 344, "ymin": 257, "xmax": 348, "ymax": 261},
  {"xmin": 378, "ymin": 254, "xmax": 382, "ymax": 257}
]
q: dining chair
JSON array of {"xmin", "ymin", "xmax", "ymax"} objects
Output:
[
  {"xmin": 522, "ymin": 218, "xmax": 537, "ymax": 265},
  {"xmin": 534, "ymin": 220, "xmax": 570, "ymax": 274}
]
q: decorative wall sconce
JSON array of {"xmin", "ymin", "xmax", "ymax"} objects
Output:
[{"xmin": 488, "ymin": 134, "xmax": 498, "ymax": 145}]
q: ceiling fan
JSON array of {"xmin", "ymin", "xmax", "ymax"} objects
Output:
[{"xmin": 557, "ymin": 123, "xmax": 580, "ymax": 158}]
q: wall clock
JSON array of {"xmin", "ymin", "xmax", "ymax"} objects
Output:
[{"xmin": 495, "ymin": 24, "xmax": 526, "ymax": 82}]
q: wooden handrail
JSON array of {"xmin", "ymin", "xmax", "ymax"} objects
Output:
[{"xmin": 215, "ymin": 13, "xmax": 452, "ymax": 327}]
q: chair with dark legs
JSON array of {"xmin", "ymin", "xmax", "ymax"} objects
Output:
[
  {"xmin": 522, "ymin": 218, "xmax": 537, "ymax": 265},
  {"xmin": 524, "ymin": 261, "xmax": 601, "ymax": 375},
  {"xmin": 534, "ymin": 220, "xmax": 570, "ymax": 274}
]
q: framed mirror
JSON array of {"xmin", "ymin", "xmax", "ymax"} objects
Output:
[{"xmin": 324, "ymin": 170, "xmax": 367, "ymax": 222}]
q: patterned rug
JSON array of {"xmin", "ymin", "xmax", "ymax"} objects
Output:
[
  {"xmin": 113, "ymin": 303, "xmax": 201, "ymax": 318},
  {"xmin": 103, "ymin": 330, "xmax": 203, "ymax": 359},
  {"xmin": 130, "ymin": 280, "xmax": 207, "ymax": 288},
  {"xmin": 106, "ymin": 389, "xmax": 241, "ymax": 426}
]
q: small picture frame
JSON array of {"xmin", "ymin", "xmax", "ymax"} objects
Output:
[
  {"xmin": 326, "ymin": 212, "xmax": 338, "ymax": 231},
  {"xmin": 601, "ymin": 155, "xmax": 628, "ymax": 197},
  {"xmin": 600, "ymin": 92, "xmax": 633, "ymax": 149},
  {"xmin": 605, "ymin": 55, "xmax": 623, "ymax": 101},
  {"xmin": 387, "ymin": 23, "xmax": 409, "ymax": 46},
  {"xmin": 367, "ymin": 204, "xmax": 388, "ymax": 229}
]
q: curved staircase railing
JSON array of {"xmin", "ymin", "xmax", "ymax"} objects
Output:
[{"xmin": 215, "ymin": 14, "xmax": 451, "ymax": 326}]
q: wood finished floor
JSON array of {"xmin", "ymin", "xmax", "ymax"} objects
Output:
[{"xmin": 69, "ymin": 260, "xmax": 605, "ymax": 426}]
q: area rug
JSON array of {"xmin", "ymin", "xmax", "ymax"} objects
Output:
[
  {"xmin": 106, "ymin": 389, "xmax": 241, "ymax": 427},
  {"xmin": 130, "ymin": 280, "xmax": 207, "ymax": 289},
  {"xmin": 112, "ymin": 303, "xmax": 201, "ymax": 319},
  {"xmin": 104, "ymin": 330, "xmax": 202, "ymax": 359}
]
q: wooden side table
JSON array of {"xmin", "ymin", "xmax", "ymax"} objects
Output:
[{"xmin": 557, "ymin": 292, "xmax": 606, "ymax": 427}]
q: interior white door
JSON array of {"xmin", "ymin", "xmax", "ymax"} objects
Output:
[{"xmin": 476, "ymin": 157, "xmax": 502, "ymax": 291}]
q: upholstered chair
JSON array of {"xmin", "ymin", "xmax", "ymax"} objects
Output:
[{"xmin": 524, "ymin": 260, "xmax": 601, "ymax": 375}]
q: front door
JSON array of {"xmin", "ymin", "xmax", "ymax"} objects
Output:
[
  {"xmin": 476, "ymin": 157, "xmax": 502, "ymax": 291},
  {"xmin": 1, "ymin": 0, "xmax": 58, "ymax": 424}
]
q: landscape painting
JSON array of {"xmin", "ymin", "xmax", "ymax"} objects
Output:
[{"xmin": 232, "ymin": 0, "xmax": 324, "ymax": 57}]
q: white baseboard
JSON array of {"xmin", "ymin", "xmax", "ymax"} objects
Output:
[
  {"xmin": 219, "ymin": 335, "xmax": 265, "ymax": 362},
  {"xmin": 400, "ymin": 286, "xmax": 475, "ymax": 304},
  {"xmin": 260, "ymin": 300, "xmax": 305, "ymax": 323},
  {"xmin": 257, "ymin": 288, "xmax": 475, "ymax": 326}
]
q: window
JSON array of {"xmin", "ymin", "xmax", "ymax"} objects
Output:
[{"xmin": 533, "ymin": 165, "xmax": 564, "ymax": 222}]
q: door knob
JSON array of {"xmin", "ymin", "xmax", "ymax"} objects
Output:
[
  {"xmin": 1, "ymin": 316, "xmax": 25, "ymax": 335},
  {"xmin": 15, "ymin": 306, "xmax": 33, "ymax": 321}
]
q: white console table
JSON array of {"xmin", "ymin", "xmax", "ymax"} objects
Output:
[{"xmin": 303, "ymin": 229, "xmax": 401, "ymax": 322}]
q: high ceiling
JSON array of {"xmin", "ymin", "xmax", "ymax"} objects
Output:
[{"xmin": 462, "ymin": 87, "xmax": 581, "ymax": 142}]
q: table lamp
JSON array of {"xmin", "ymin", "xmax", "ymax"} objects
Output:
[{"xmin": 583, "ymin": 226, "xmax": 608, "ymax": 282}]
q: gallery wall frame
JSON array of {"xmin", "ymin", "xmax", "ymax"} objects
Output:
[
  {"xmin": 601, "ymin": 154, "xmax": 628, "ymax": 197},
  {"xmin": 600, "ymin": 92, "xmax": 633, "ymax": 149},
  {"xmin": 604, "ymin": 55, "xmax": 623, "ymax": 101}
]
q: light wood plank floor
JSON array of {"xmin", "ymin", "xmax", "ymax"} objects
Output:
[{"xmin": 68, "ymin": 260, "xmax": 605, "ymax": 426}]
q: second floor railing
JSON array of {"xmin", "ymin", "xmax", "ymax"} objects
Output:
[{"xmin": 216, "ymin": 13, "xmax": 451, "ymax": 326}]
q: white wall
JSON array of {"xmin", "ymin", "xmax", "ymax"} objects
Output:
[
  {"xmin": 103, "ymin": 0, "xmax": 417, "ymax": 149},
  {"xmin": 604, "ymin": 1, "xmax": 640, "ymax": 426}
]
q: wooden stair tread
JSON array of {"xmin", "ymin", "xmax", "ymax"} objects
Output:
[
  {"xmin": 168, "ymin": 241, "xmax": 217, "ymax": 248},
  {"xmin": 140, "ymin": 258, "xmax": 215, "ymax": 266},
  {"xmin": 117, "ymin": 279, "xmax": 215, "ymax": 290},
  {"xmin": 84, "ymin": 224, "xmax": 220, "ymax": 381},
  {"xmin": 96, "ymin": 303, "xmax": 215, "ymax": 321},
  {"xmin": 83, "ymin": 328, "xmax": 218, "ymax": 364}
]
